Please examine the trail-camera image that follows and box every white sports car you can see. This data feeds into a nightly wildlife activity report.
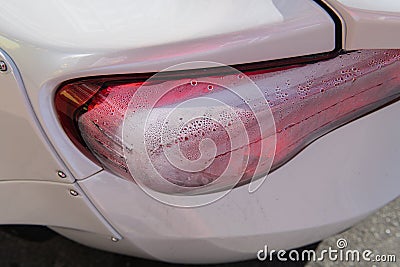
[0,0,399,264]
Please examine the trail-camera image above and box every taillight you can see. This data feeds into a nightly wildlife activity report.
[55,50,400,195]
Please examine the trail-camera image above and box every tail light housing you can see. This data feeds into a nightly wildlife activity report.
[55,50,400,195]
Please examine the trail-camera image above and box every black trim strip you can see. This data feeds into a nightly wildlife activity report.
[313,0,343,52]
[59,50,342,88]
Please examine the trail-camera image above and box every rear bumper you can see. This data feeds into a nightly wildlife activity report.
[74,100,400,263]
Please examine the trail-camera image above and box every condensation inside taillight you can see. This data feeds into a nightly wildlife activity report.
[55,50,400,192]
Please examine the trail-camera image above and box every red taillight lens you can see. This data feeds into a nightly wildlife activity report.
[55,50,400,193]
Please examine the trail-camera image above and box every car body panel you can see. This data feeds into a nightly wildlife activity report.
[79,100,400,263]
[0,49,74,183]
[0,0,335,55]
[0,180,121,239]
[0,49,121,245]
[335,0,400,13]
[323,0,400,49]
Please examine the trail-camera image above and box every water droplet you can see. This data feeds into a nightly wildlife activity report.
[190,80,197,86]
[207,85,213,91]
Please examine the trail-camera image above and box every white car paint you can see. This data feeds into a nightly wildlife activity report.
[323,0,400,49]
[0,180,120,240]
[0,0,284,50]
[0,49,74,183]
[336,0,400,13]
[0,0,399,264]
[76,100,400,263]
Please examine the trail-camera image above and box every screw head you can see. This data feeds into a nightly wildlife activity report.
[111,237,119,242]
[57,170,67,178]
[69,189,79,196]
[0,61,7,72]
